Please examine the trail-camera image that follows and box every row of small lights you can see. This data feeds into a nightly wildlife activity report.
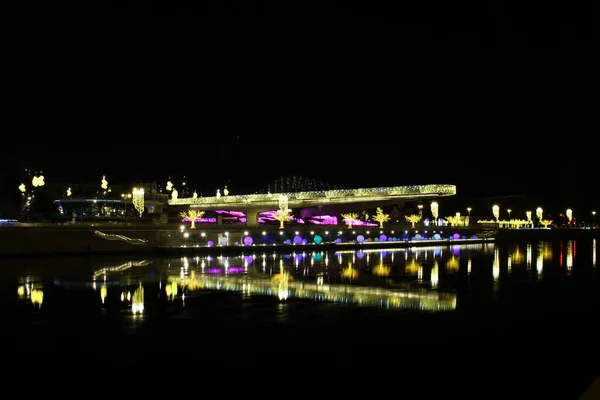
[178,225,445,238]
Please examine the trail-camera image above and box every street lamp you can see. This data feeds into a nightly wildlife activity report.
[507,209,512,219]
[593,211,596,228]
[466,207,471,226]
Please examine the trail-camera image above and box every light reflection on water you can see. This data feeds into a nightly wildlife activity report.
[9,240,599,317]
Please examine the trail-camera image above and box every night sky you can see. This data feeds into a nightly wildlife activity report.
[3,2,597,211]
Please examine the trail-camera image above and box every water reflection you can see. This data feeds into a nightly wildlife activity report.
[17,280,43,308]
[9,241,598,317]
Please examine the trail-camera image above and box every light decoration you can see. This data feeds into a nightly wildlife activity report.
[274,195,292,229]
[566,209,572,223]
[132,188,145,217]
[100,175,108,190]
[492,205,499,221]
[405,214,422,228]
[166,181,173,191]
[536,207,543,221]
[445,214,466,226]
[430,202,439,223]
[341,213,359,228]
[526,211,532,222]
[165,281,178,299]
[192,191,198,199]
[32,175,45,187]
[540,219,553,228]
[171,188,178,200]
[169,184,457,206]
[19,183,26,193]
[372,207,390,228]
[372,260,391,276]
[179,209,205,229]
[66,187,72,197]
[273,209,291,229]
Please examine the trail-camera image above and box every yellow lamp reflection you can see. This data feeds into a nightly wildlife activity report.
[100,285,107,304]
[493,249,500,280]
[511,246,524,265]
[165,281,178,299]
[431,262,439,288]
[536,249,543,275]
[342,261,358,280]
[272,266,292,300]
[404,259,419,275]
[31,289,43,307]
[445,256,459,272]
[542,243,552,261]
[17,285,25,297]
[566,241,574,270]
[131,283,144,314]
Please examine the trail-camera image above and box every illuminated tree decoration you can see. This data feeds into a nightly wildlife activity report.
[372,207,390,228]
[166,181,173,191]
[526,211,532,222]
[223,186,229,196]
[492,205,500,221]
[132,188,145,217]
[192,191,198,199]
[101,175,108,190]
[273,209,291,229]
[171,188,178,200]
[566,209,573,223]
[19,183,26,193]
[32,175,45,187]
[540,219,553,228]
[341,212,359,228]
[179,209,205,229]
[536,207,543,221]
[405,214,422,228]
[430,201,439,222]
[66,187,72,197]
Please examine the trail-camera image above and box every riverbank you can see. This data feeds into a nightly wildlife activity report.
[0,223,493,257]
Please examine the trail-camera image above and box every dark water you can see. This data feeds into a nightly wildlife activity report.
[2,240,599,398]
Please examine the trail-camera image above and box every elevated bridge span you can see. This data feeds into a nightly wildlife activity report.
[168,184,456,226]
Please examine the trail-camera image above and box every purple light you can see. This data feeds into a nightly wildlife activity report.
[308,215,338,225]
[453,233,460,239]
[215,210,246,217]
[345,219,378,227]
[207,268,221,274]
[207,240,214,247]
[356,235,365,243]
[181,217,217,223]
[293,235,303,244]
[356,250,365,259]
[227,267,245,274]
[243,236,253,246]
[453,246,460,255]
[379,234,387,242]
[244,255,253,264]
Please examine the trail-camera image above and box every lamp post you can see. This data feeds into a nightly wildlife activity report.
[593,211,596,229]
[466,207,471,226]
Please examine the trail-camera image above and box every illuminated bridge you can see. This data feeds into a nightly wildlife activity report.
[169,184,456,226]
[168,273,456,311]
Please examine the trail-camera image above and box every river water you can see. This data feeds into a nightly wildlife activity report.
[2,239,598,398]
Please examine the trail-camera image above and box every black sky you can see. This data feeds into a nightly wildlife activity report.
[3,2,598,203]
